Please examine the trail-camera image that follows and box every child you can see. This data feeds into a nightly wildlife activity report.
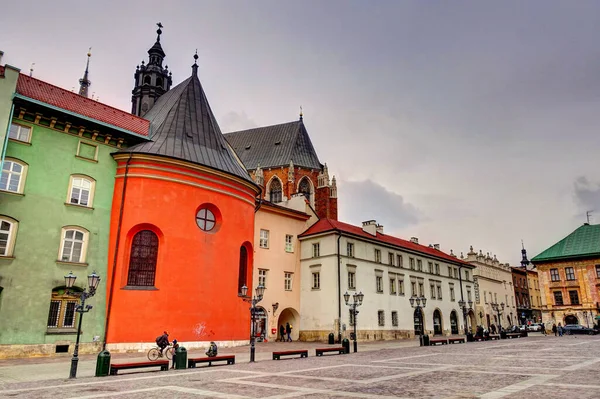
[171,339,179,369]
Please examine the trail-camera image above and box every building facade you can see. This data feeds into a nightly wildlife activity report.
[298,219,475,342]
[527,269,543,323]
[511,266,530,326]
[0,59,149,358]
[532,223,600,328]
[463,248,517,329]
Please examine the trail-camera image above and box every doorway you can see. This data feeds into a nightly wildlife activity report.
[450,311,458,334]
[414,308,424,335]
[564,314,579,325]
[433,309,443,335]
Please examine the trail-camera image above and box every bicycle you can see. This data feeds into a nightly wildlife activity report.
[147,344,174,361]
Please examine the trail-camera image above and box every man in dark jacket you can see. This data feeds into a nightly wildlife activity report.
[156,331,170,356]
[279,325,285,342]
[286,322,292,342]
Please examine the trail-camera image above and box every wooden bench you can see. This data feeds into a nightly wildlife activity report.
[448,337,465,344]
[109,360,169,375]
[487,335,500,340]
[429,338,448,346]
[273,350,308,360]
[315,347,346,356]
[187,355,235,368]
[506,333,521,339]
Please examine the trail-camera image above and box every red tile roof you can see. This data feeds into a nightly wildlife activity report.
[300,218,470,265]
[16,74,149,137]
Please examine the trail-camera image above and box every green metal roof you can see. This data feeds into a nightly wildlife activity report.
[532,223,600,262]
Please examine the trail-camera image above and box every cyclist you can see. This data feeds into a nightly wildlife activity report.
[156,330,170,357]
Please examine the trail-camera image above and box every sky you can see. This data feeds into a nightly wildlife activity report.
[2,0,600,265]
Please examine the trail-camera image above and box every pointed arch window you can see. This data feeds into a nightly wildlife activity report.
[298,178,311,202]
[269,178,282,203]
[127,230,159,286]
[239,245,248,293]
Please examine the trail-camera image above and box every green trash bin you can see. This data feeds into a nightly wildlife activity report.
[342,338,350,354]
[95,350,111,377]
[328,333,334,344]
[175,346,188,369]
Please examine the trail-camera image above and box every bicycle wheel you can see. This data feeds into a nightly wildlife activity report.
[165,347,173,360]
[148,347,160,361]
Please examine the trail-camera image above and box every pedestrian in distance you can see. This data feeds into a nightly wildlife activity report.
[279,325,285,342]
[552,323,557,336]
[286,322,292,342]
[540,322,546,336]
[171,339,179,369]
[206,341,218,357]
[558,323,563,337]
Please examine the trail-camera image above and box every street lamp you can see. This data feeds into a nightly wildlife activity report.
[65,271,101,379]
[458,299,474,334]
[344,291,364,353]
[491,302,505,332]
[409,295,427,346]
[240,284,265,362]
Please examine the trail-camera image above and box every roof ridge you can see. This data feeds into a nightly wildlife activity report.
[224,119,300,135]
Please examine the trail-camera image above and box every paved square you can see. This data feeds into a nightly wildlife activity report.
[1,335,599,398]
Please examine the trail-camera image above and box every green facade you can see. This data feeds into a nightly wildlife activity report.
[0,96,144,356]
[0,65,19,167]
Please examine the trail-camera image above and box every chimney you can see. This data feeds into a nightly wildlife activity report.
[410,237,419,244]
[433,244,440,250]
[376,224,383,234]
[362,220,377,236]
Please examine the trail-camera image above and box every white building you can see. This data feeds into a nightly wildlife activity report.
[298,219,476,341]
[462,247,517,329]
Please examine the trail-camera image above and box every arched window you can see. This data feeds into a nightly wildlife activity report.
[450,311,458,334]
[156,77,163,88]
[59,227,89,263]
[1,158,28,194]
[239,245,248,293]
[47,287,80,330]
[67,175,95,207]
[0,216,19,257]
[127,230,159,286]
[143,75,151,85]
[433,309,443,335]
[269,178,282,203]
[298,178,311,202]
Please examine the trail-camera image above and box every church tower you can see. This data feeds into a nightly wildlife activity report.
[131,23,172,116]
[78,48,92,98]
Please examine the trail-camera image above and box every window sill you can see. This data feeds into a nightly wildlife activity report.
[122,286,158,291]
[376,291,383,294]
[75,155,98,163]
[0,256,16,260]
[311,288,321,291]
[8,138,32,146]
[0,190,24,196]
[56,260,88,267]
[64,202,94,210]
[46,329,78,335]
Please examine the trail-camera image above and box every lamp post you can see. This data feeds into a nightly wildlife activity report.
[240,284,265,363]
[344,291,364,353]
[458,299,474,334]
[409,295,427,346]
[65,271,101,379]
[491,302,505,332]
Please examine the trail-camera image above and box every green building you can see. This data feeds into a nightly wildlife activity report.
[0,58,149,358]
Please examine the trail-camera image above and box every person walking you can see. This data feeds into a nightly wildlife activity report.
[540,322,547,336]
[279,325,285,342]
[558,323,563,337]
[286,322,292,342]
[552,323,557,336]
[171,339,179,369]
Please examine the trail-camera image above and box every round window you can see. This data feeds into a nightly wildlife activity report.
[196,208,216,231]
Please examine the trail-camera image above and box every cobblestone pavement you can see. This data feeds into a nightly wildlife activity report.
[1,334,599,398]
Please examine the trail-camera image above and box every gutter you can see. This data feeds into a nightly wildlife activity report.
[0,101,15,171]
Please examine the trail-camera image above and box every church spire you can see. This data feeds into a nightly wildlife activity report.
[520,240,530,269]
[78,48,92,98]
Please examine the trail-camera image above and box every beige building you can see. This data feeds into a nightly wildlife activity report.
[463,247,517,329]
[527,269,543,322]
[252,195,317,342]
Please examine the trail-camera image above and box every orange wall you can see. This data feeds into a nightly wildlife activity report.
[106,156,258,344]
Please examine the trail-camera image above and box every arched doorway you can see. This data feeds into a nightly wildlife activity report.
[468,310,476,333]
[433,309,443,335]
[253,306,267,342]
[564,314,579,325]
[277,307,300,341]
[414,308,424,336]
[450,311,458,334]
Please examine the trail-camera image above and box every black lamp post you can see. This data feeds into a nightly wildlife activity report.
[409,295,427,346]
[343,291,364,353]
[491,302,505,331]
[240,284,265,362]
[65,271,101,379]
[458,299,473,334]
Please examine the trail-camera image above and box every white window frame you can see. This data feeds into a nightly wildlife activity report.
[389,278,397,295]
[450,284,455,301]
[258,269,267,288]
[58,226,89,263]
[376,275,383,293]
[284,272,293,291]
[312,243,320,258]
[392,311,398,326]
[348,271,356,290]
[409,257,415,270]
[8,122,32,143]
[66,175,96,207]
[0,216,19,257]
[259,229,269,249]
[374,249,381,263]
[1,158,28,194]
[347,242,354,257]
[389,252,395,266]
[430,283,436,299]
[312,271,320,289]
[285,234,294,253]
[378,310,385,326]
[397,254,403,268]
[398,278,405,295]
[437,284,442,300]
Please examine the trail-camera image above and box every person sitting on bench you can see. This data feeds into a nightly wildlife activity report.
[206,341,218,357]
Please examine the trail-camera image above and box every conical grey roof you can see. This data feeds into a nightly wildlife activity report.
[122,66,253,184]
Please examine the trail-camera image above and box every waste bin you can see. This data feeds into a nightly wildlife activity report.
[95,350,111,377]
[328,332,334,344]
[175,346,188,370]
[466,332,474,342]
[342,338,350,354]
[422,334,430,346]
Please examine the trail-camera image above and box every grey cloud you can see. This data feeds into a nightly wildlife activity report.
[338,179,421,231]
[220,111,257,132]
[574,177,600,216]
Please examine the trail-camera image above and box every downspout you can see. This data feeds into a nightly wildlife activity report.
[103,152,133,351]
[337,231,342,343]
[458,264,466,333]
[0,102,15,170]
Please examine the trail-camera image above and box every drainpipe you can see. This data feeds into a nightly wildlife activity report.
[337,232,342,343]
[103,152,133,351]
[0,102,15,170]
[458,264,467,333]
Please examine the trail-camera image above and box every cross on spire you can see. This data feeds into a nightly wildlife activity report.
[156,22,163,41]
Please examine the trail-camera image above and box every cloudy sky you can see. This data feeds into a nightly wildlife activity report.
[3,1,600,265]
